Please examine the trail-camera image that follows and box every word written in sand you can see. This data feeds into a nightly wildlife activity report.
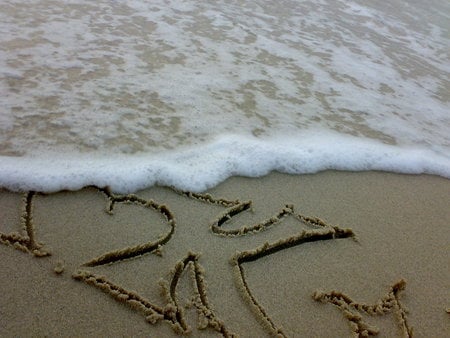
[1,187,414,337]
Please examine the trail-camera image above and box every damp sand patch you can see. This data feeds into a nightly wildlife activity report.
[0,171,449,337]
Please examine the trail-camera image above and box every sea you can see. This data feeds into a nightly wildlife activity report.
[0,0,449,193]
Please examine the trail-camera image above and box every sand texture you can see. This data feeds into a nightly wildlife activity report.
[1,171,449,337]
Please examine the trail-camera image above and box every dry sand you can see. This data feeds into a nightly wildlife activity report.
[1,171,449,337]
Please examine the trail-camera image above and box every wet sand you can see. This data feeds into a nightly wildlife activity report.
[1,171,449,337]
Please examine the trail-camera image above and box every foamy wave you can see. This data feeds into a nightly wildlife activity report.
[1,134,449,193]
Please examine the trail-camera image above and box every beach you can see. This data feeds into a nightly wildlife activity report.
[1,1,449,336]
[1,171,449,337]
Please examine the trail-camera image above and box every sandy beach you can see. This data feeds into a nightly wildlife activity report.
[1,171,449,337]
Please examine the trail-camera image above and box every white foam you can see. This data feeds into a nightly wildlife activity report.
[1,133,449,193]
[1,0,449,192]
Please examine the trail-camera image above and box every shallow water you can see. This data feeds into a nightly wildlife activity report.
[0,0,449,192]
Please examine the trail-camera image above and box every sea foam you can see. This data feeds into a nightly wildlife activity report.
[1,133,449,193]
[1,0,449,192]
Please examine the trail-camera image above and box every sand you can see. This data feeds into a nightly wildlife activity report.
[1,171,449,337]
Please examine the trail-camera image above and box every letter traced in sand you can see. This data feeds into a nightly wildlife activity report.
[173,188,297,236]
[313,280,413,337]
[81,187,176,267]
[0,191,50,257]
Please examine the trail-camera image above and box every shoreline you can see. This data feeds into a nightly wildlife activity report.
[1,171,449,336]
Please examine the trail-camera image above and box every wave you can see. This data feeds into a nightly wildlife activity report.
[1,133,449,193]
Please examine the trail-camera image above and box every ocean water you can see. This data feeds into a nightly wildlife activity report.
[0,0,449,192]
